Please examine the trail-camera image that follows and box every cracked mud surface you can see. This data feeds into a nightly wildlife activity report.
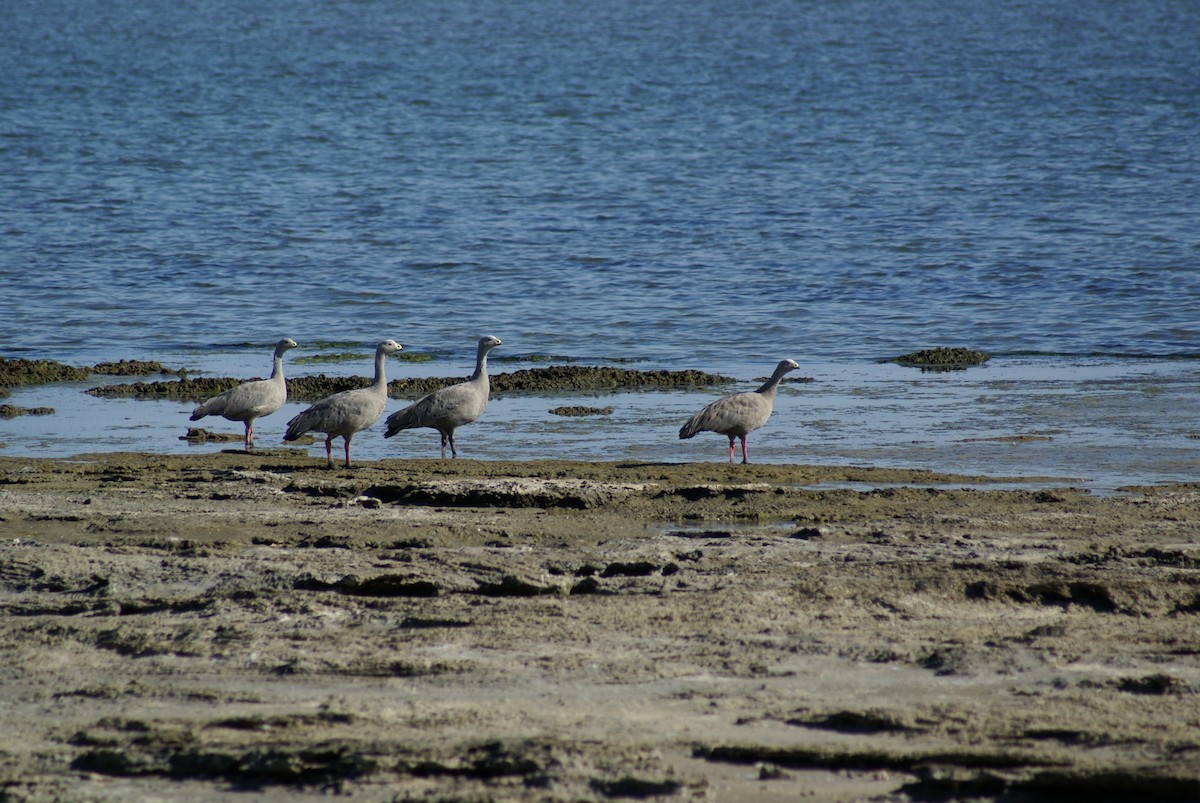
[1,453,1198,801]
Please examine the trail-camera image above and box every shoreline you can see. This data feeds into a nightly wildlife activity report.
[2,453,1199,799]
[3,354,1198,498]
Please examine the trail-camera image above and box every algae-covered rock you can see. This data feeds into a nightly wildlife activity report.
[179,427,243,443]
[88,376,250,402]
[0,404,55,419]
[0,356,183,393]
[549,406,615,417]
[296,351,434,365]
[490,366,731,394]
[389,366,731,398]
[92,360,181,376]
[888,348,990,370]
[0,357,90,389]
[89,366,734,402]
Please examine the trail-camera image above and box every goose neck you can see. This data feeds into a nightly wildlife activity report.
[755,370,788,396]
[471,348,490,381]
[372,349,389,388]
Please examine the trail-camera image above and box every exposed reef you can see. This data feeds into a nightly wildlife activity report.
[0,404,55,419]
[178,427,243,443]
[549,406,615,416]
[91,359,182,376]
[0,357,90,392]
[887,347,991,370]
[0,357,182,398]
[87,366,735,403]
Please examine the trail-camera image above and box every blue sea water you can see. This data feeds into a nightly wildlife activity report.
[2,0,1198,486]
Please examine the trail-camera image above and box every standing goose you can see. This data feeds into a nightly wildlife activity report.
[189,338,298,450]
[284,340,402,468]
[679,358,800,464]
[384,335,502,458]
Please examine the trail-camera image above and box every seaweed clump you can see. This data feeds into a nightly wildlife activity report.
[888,348,990,370]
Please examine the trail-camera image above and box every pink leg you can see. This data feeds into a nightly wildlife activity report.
[324,436,334,467]
[245,423,254,450]
[727,436,736,462]
[740,436,749,464]
[344,436,352,468]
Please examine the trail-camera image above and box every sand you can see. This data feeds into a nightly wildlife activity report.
[1,452,1198,801]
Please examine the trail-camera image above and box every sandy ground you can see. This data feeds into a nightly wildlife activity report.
[1,452,1199,801]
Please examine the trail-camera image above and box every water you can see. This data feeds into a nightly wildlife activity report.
[2,0,1198,489]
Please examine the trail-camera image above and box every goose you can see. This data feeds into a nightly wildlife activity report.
[189,338,298,449]
[383,335,502,458]
[679,359,800,463]
[283,340,402,467]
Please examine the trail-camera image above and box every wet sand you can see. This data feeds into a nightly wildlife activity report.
[1,452,1199,801]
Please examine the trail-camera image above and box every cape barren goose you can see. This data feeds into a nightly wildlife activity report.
[384,335,502,458]
[189,338,298,449]
[284,340,402,468]
[679,358,800,463]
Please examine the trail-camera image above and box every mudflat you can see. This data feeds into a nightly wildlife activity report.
[1,452,1198,801]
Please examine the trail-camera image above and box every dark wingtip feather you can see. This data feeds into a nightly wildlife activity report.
[282,413,307,442]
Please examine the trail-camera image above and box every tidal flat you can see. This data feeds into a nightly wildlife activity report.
[1,452,1198,800]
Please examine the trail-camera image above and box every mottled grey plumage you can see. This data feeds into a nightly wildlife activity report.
[383,335,502,458]
[189,338,298,449]
[284,340,402,467]
[679,358,800,463]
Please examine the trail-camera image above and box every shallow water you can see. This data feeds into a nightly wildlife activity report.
[4,0,1200,364]
[3,354,1195,494]
[3,0,1199,488]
